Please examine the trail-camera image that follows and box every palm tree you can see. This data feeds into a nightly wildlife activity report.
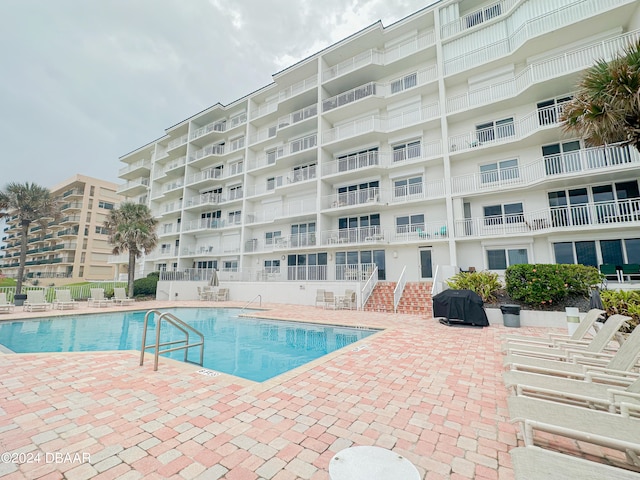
[104,202,158,298]
[561,39,640,151]
[0,182,61,296]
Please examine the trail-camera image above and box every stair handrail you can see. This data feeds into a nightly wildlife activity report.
[393,266,407,313]
[240,294,262,313]
[140,309,205,371]
[431,265,441,295]
[361,265,379,309]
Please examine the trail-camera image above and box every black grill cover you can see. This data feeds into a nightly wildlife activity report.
[433,289,489,327]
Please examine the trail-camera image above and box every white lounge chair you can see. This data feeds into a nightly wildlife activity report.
[323,291,336,309]
[214,288,229,301]
[508,396,640,467]
[502,308,604,351]
[88,288,112,307]
[23,290,52,312]
[337,290,357,310]
[113,288,135,306]
[503,313,626,361]
[53,289,78,310]
[315,289,325,308]
[510,446,640,480]
[0,292,14,313]
[504,315,640,379]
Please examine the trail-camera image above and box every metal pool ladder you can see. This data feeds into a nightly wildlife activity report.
[140,310,204,371]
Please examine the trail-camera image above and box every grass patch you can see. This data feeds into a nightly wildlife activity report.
[0,277,16,287]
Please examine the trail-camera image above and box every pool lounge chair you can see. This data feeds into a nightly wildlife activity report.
[214,288,229,301]
[113,288,135,306]
[0,293,14,313]
[503,312,625,360]
[53,289,78,310]
[88,288,112,307]
[503,370,640,413]
[337,290,357,310]
[504,316,640,379]
[510,446,640,480]
[508,396,640,467]
[24,290,52,312]
[323,291,336,309]
[502,308,604,351]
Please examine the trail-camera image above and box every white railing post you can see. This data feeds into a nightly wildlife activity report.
[393,266,407,313]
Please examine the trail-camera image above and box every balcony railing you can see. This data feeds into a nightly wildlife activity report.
[245,198,316,224]
[118,159,151,176]
[277,74,318,103]
[451,143,640,196]
[322,82,382,113]
[167,133,188,150]
[61,189,84,198]
[455,199,640,238]
[443,0,631,75]
[449,102,569,153]
[184,192,225,208]
[189,143,226,163]
[153,156,187,179]
[182,218,228,233]
[118,177,150,193]
[245,232,317,253]
[390,180,446,203]
[441,0,517,38]
[446,30,640,114]
[250,133,317,171]
[321,226,385,246]
[247,166,316,197]
[322,31,435,82]
[190,119,228,140]
[323,187,381,210]
[153,200,183,216]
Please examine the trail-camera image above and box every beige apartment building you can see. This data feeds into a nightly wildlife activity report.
[0,175,122,282]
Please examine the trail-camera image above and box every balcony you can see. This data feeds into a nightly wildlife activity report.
[451,143,640,196]
[245,232,317,253]
[321,226,386,246]
[60,202,83,212]
[247,166,316,197]
[153,156,186,179]
[441,0,515,39]
[167,133,188,150]
[190,119,228,140]
[322,187,381,210]
[249,133,317,171]
[446,30,640,115]
[153,200,183,216]
[250,104,318,146]
[250,75,317,121]
[448,102,569,153]
[443,0,634,76]
[61,188,84,198]
[188,143,226,164]
[389,180,446,204]
[117,177,150,195]
[245,198,317,224]
[322,82,382,113]
[454,199,640,238]
[322,31,435,82]
[184,192,226,209]
[151,180,183,199]
[182,218,229,233]
[118,159,151,177]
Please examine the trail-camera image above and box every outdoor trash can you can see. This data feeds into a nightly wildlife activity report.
[500,304,521,328]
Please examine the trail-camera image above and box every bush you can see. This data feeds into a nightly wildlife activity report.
[601,289,640,330]
[146,271,160,279]
[133,277,158,297]
[505,264,602,307]
[446,270,502,303]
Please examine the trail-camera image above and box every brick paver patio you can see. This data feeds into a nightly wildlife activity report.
[0,301,541,479]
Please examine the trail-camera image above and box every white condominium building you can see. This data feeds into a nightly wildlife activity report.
[117,0,640,296]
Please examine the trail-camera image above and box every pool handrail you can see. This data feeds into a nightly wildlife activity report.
[239,294,262,313]
[140,309,204,371]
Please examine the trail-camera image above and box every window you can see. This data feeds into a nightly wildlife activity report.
[392,140,421,162]
[537,96,572,126]
[194,260,218,269]
[476,117,514,144]
[390,72,418,94]
[228,210,242,224]
[542,141,581,175]
[395,214,424,234]
[338,215,380,242]
[290,134,317,153]
[222,261,238,271]
[265,231,281,245]
[553,239,639,266]
[480,159,518,184]
[335,249,386,280]
[291,223,316,246]
[264,260,280,274]
[291,163,316,182]
[336,181,379,206]
[287,253,327,280]
[95,226,109,235]
[97,201,114,210]
[483,203,523,225]
[486,248,528,270]
[266,177,282,191]
[229,161,243,176]
[229,185,243,200]
[90,186,95,196]
[337,147,378,171]
[394,176,423,198]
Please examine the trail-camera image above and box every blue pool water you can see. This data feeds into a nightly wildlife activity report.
[0,308,377,381]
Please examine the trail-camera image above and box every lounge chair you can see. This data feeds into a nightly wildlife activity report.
[508,396,640,467]
[503,370,640,413]
[214,288,229,301]
[113,288,135,306]
[338,290,357,310]
[323,291,336,309]
[53,289,78,310]
[510,446,640,480]
[502,308,604,351]
[0,292,14,313]
[88,288,112,307]
[23,290,52,312]
[503,312,625,360]
[504,316,640,379]
[315,289,325,308]
[197,286,213,301]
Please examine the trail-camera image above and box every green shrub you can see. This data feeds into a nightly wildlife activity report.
[446,270,502,303]
[601,289,640,330]
[146,271,160,279]
[103,287,114,299]
[133,277,158,297]
[505,264,602,307]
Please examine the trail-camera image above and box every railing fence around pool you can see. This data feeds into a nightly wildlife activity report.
[0,282,128,303]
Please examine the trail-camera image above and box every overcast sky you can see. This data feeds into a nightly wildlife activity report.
[0,0,433,190]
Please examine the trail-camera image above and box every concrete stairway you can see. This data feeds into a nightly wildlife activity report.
[363,281,433,316]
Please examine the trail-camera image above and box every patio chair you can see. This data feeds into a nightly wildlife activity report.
[503,312,625,360]
[23,290,52,312]
[507,396,640,467]
[315,289,325,308]
[87,288,112,307]
[338,290,357,310]
[53,289,78,310]
[0,292,14,313]
[503,370,640,413]
[113,287,135,306]
[504,315,640,379]
[214,288,229,301]
[324,291,336,309]
[502,308,604,351]
[510,446,640,480]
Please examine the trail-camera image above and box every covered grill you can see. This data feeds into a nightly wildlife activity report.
[433,289,489,327]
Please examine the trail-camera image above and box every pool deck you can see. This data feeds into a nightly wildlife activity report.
[0,300,615,479]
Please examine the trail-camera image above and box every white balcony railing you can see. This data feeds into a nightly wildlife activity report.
[184,192,225,208]
[446,30,640,114]
[390,180,446,203]
[190,119,228,140]
[117,177,150,193]
[154,156,186,179]
[249,133,318,171]
[245,232,318,253]
[182,218,228,233]
[449,102,569,153]
[451,143,640,196]
[321,226,386,246]
[153,200,183,216]
[443,0,632,75]
[323,187,381,210]
[118,159,151,176]
[441,0,517,39]
[245,198,317,224]
[167,134,188,150]
[189,143,226,163]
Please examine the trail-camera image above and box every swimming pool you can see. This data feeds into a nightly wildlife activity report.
[0,308,377,381]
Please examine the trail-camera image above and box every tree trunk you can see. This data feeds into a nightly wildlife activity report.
[127,250,136,298]
[15,221,30,295]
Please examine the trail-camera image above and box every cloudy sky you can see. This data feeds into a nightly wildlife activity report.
[1,0,433,189]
